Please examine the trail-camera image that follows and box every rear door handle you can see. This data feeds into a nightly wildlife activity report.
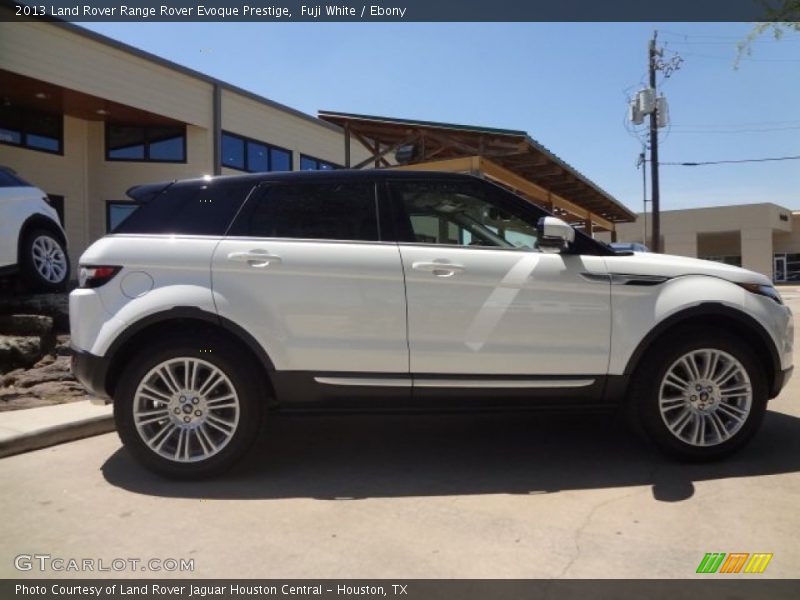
[227,250,282,268]
[412,261,466,277]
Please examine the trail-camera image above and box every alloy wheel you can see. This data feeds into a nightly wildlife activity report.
[658,348,752,447]
[31,235,67,283]
[132,358,240,462]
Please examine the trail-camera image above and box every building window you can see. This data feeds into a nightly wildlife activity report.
[300,154,341,171]
[701,255,742,267]
[106,124,186,162]
[775,253,800,282]
[48,195,65,226]
[221,131,292,172]
[106,201,139,232]
[0,106,63,154]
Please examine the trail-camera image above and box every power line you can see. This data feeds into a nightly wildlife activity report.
[672,119,800,128]
[660,155,800,166]
[659,29,800,43]
[669,124,800,134]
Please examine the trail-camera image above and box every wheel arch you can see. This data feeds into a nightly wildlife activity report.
[103,307,276,402]
[623,303,782,399]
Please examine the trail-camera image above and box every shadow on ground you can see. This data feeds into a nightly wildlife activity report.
[102,409,800,503]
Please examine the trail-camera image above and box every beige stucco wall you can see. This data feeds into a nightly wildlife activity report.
[775,214,800,255]
[696,231,741,257]
[0,21,214,127]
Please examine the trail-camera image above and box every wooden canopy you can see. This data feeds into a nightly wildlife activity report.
[318,111,635,234]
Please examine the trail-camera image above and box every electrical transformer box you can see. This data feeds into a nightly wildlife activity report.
[656,96,669,128]
[638,88,656,114]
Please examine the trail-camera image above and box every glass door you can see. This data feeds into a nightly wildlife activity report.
[774,255,787,283]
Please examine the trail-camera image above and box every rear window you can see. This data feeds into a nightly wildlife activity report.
[114,179,254,235]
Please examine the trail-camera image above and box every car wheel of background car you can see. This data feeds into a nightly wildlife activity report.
[631,328,768,461]
[114,337,264,479]
[19,228,70,292]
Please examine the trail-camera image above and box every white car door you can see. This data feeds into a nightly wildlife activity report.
[211,179,408,375]
[390,178,611,377]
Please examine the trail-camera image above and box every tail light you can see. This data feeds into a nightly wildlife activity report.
[79,266,121,289]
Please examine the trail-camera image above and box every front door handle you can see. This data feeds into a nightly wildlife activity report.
[412,261,466,277]
[227,250,282,268]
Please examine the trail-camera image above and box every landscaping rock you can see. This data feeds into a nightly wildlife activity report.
[0,292,70,332]
[0,335,42,372]
[2,355,72,388]
[0,355,87,411]
[0,314,54,336]
[54,334,71,356]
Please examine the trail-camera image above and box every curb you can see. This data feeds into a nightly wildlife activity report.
[0,414,115,459]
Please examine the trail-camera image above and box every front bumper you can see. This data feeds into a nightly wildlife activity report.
[70,345,111,404]
[771,366,794,399]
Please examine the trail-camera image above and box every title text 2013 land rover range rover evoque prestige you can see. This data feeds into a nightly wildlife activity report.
[69,171,793,478]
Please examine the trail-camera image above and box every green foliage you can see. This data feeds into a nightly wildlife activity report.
[735,1,800,68]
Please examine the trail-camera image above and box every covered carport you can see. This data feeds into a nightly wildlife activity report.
[318,111,636,239]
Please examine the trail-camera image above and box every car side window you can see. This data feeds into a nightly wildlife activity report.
[391,181,540,250]
[234,181,379,242]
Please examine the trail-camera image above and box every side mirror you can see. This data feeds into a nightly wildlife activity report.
[537,216,575,252]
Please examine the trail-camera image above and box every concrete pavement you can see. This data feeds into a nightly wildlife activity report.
[0,400,112,458]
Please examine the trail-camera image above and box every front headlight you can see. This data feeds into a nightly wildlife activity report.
[737,282,783,305]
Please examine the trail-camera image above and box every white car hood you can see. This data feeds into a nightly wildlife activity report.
[603,252,772,286]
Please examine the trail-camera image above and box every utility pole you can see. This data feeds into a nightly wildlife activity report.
[639,150,648,248]
[628,31,678,252]
[648,31,661,253]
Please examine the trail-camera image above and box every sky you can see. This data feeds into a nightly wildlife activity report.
[81,21,800,213]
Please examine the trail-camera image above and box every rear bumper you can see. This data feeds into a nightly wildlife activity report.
[771,366,793,399]
[70,345,111,404]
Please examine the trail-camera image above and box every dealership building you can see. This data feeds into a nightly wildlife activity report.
[1,16,798,283]
[596,204,800,283]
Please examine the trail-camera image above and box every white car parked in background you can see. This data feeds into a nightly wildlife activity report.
[69,171,794,478]
[0,167,70,291]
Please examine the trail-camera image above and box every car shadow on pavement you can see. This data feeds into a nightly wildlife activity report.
[101,409,800,503]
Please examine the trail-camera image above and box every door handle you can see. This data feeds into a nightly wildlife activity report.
[412,261,466,277]
[227,250,282,268]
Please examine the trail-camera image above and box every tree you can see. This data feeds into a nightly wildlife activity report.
[736,1,800,67]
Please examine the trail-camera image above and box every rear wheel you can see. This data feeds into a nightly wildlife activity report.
[631,329,768,461]
[115,338,263,478]
[19,228,70,292]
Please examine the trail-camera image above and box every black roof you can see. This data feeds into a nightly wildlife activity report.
[127,169,481,199]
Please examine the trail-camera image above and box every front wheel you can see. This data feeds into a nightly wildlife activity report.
[632,329,768,461]
[114,339,263,478]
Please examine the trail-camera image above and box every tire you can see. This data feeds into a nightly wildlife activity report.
[114,337,264,479]
[629,328,768,461]
[19,228,70,292]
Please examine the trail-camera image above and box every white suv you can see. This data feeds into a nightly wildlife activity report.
[0,167,70,291]
[69,171,794,478]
